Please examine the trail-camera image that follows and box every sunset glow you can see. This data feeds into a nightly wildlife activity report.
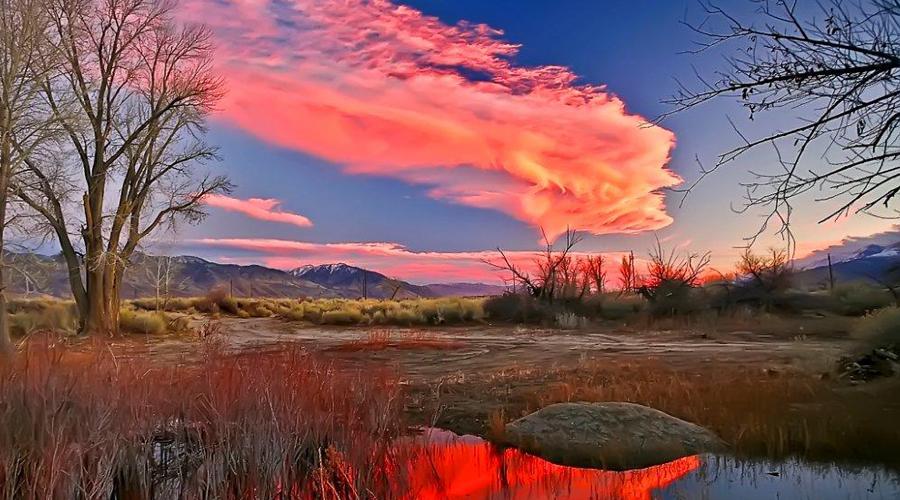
[406,431,700,500]
[181,0,679,241]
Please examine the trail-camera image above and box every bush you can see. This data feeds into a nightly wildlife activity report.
[853,307,900,349]
[832,283,894,316]
[119,309,167,335]
[7,300,78,337]
[320,309,364,325]
[483,294,556,323]
[595,294,644,320]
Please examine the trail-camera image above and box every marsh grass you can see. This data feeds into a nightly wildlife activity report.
[328,329,466,352]
[0,334,407,498]
[853,306,900,349]
[424,359,900,468]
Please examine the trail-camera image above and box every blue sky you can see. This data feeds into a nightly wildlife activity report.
[170,0,896,283]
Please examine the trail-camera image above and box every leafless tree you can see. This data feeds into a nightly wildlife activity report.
[618,253,639,293]
[736,247,793,293]
[13,0,230,335]
[0,0,57,353]
[667,0,900,249]
[641,237,711,300]
[582,254,607,294]
[488,228,583,303]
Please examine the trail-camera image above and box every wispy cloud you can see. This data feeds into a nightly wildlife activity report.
[203,194,313,228]
[182,0,679,241]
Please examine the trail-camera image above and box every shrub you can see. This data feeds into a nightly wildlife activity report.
[483,294,556,323]
[853,307,900,349]
[119,309,167,335]
[0,339,403,498]
[281,305,306,322]
[595,294,644,320]
[832,283,894,316]
[192,297,219,314]
[320,309,364,325]
[384,308,421,326]
[7,300,78,337]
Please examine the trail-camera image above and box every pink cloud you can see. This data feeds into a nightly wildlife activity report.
[180,0,680,241]
[192,237,637,285]
[203,194,313,228]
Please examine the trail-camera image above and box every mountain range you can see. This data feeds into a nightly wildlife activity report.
[795,242,900,288]
[4,254,507,300]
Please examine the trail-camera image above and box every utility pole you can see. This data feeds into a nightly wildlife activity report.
[629,251,636,293]
[827,253,835,290]
[362,270,368,300]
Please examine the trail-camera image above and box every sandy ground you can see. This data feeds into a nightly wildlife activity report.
[99,316,851,383]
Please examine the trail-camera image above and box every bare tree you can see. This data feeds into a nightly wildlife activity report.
[582,254,607,294]
[668,0,900,248]
[0,0,56,353]
[641,237,711,300]
[617,254,639,293]
[14,0,230,335]
[736,247,793,293]
[488,228,583,303]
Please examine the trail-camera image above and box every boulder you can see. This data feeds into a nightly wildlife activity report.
[502,402,725,470]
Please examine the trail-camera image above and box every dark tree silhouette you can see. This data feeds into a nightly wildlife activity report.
[668,0,900,247]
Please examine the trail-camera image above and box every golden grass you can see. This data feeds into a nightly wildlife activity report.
[0,334,406,498]
[421,358,900,467]
[327,329,466,352]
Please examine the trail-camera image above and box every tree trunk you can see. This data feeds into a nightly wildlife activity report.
[0,133,12,357]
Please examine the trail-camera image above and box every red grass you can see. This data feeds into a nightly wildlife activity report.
[0,333,407,498]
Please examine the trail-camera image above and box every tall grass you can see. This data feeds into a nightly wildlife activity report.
[0,335,406,498]
[853,306,900,349]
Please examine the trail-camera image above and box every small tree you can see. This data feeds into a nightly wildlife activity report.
[582,255,607,294]
[618,254,638,293]
[489,228,582,304]
[640,238,711,315]
[0,0,56,353]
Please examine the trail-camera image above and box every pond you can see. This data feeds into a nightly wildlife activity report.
[405,429,899,499]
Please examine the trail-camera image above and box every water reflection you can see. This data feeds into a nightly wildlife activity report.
[406,429,700,499]
[406,429,900,499]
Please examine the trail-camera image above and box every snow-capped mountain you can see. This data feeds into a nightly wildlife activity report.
[795,241,900,287]
[291,263,506,298]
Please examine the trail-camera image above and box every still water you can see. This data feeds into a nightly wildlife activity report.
[404,429,899,499]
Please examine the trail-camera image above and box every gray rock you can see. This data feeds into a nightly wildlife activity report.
[502,402,725,470]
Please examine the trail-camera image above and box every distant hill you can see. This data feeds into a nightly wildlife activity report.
[291,263,507,298]
[4,253,502,299]
[795,242,900,288]
[422,282,507,297]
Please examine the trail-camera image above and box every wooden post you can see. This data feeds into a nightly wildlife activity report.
[827,253,835,290]
[229,279,233,298]
[629,251,636,293]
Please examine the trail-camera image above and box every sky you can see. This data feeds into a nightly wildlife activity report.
[166,0,900,284]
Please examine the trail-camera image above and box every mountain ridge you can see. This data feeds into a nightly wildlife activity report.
[4,253,505,299]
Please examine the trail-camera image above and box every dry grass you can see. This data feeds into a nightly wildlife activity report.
[328,329,466,352]
[418,358,900,468]
[0,334,407,498]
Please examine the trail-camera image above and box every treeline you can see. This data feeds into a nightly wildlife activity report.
[486,231,899,324]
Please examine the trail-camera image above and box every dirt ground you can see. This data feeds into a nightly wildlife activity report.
[79,314,900,468]
[94,315,852,380]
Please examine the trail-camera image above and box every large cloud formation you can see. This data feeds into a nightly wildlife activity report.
[183,0,680,241]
